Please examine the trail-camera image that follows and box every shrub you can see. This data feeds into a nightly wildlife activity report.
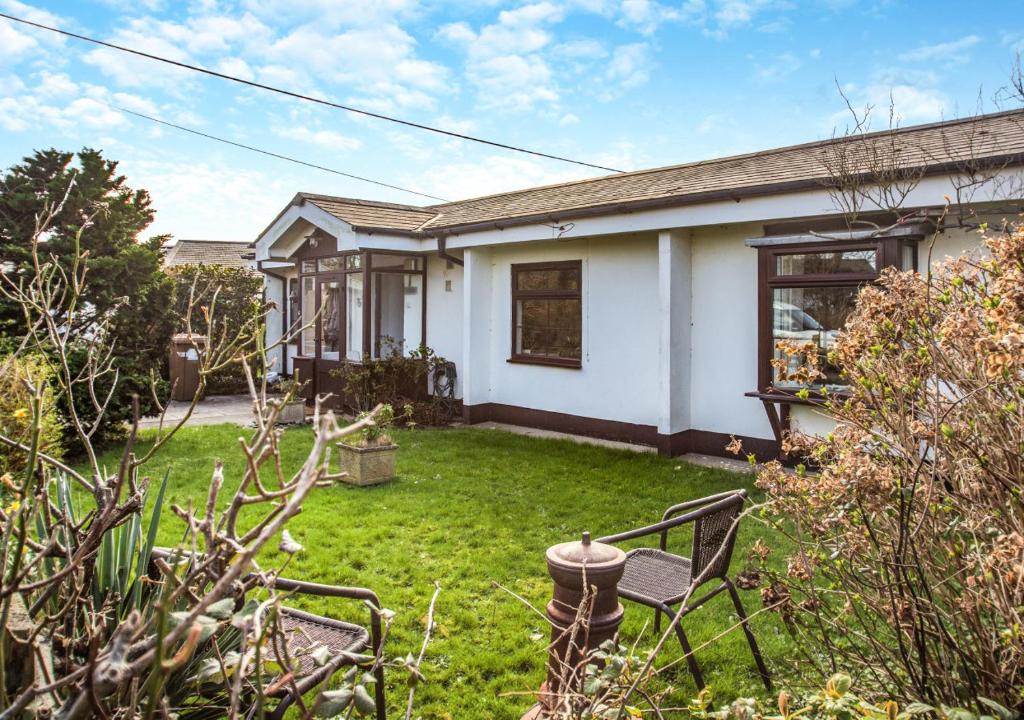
[0,353,62,477]
[0,148,176,445]
[332,344,452,425]
[747,220,1024,710]
[170,264,265,395]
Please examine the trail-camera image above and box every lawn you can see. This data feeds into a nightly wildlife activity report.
[93,424,792,719]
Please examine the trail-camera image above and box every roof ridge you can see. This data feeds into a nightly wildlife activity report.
[300,192,434,214]
[423,108,1024,212]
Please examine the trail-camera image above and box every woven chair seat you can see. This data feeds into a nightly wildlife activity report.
[280,607,370,678]
[618,548,693,605]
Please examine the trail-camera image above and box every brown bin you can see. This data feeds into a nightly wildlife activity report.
[169,333,206,402]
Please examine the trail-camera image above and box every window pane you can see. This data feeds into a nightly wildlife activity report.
[515,298,581,359]
[346,274,363,361]
[371,254,421,271]
[776,250,877,276]
[371,272,423,358]
[301,277,315,356]
[515,267,580,291]
[319,280,341,360]
[772,286,858,388]
[346,254,362,271]
[301,260,316,274]
[317,256,346,273]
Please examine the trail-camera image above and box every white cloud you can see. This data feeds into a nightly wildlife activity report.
[898,35,980,65]
[265,23,451,109]
[126,158,296,239]
[829,79,950,130]
[413,155,593,203]
[618,0,680,35]
[553,39,607,60]
[239,0,417,29]
[754,51,800,82]
[273,125,362,153]
[36,71,78,98]
[214,57,256,81]
[0,93,127,133]
[559,113,580,126]
[83,25,196,91]
[604,43,652,93]
[437,2,568,110]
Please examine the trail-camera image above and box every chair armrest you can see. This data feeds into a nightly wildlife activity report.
[268,577,381,608]
[661,489,747,523]
[268,577,385,657]
[596,512,695,545]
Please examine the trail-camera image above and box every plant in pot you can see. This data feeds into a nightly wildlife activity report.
[336,403,399,486]
[271,375,308,425]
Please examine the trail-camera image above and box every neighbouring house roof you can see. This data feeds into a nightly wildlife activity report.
[272,109,1024,239]
[163,239,253,269]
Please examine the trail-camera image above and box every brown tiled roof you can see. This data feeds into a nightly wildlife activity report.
[291,109,1024,236]
[302,194,437,231]
[163,239,252,269]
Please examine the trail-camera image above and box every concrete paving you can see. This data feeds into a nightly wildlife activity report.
[138,394,256,429]
[471,421,754,473]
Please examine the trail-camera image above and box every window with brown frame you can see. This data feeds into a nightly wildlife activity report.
[510,260,582,368]
[757,237,918,395]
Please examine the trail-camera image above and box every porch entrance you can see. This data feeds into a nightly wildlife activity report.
[288,243,426,407]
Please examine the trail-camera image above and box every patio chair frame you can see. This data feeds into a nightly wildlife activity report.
[598,489,771,692]
[150,550,386,720]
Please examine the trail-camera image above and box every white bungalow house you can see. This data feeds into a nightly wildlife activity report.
[252,109,1024,460]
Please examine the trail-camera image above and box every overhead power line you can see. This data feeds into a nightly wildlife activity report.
[0,11,625,174]
[101,101,451,203]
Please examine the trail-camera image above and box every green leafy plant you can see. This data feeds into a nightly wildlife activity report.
[331,343,451,426]
[0,353,62,478]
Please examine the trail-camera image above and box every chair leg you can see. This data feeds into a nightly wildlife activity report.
[374,663,386,720]
[659,604,704,691]
[725,579,772,691]
[653,608,661,634]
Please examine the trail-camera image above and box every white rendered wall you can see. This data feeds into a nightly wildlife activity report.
[466,234,661,426]
[425,256,464,396]
[689,223,772,440]
[658,230,692,435]
[462,247,493,407]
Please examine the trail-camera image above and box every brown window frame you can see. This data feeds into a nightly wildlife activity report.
[509,259,583,369]
[756,236,918,397]
[295,245,427,363]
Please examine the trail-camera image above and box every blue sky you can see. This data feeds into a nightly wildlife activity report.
[1,0,1021,240]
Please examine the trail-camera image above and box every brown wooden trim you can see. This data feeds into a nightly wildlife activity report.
[510,259,583,366]
[361,252,371,360]
[756,235,910,393]
[506,356,582,369]
[421,255,428,349]
[464,402,657,446]
[462,402,781,461]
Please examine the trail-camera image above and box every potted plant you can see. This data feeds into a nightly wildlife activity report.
[271,376,308,425]
[336,404,398,486]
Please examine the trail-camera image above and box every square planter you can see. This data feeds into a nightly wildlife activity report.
[276,399,307,425]
[337,442,398,486]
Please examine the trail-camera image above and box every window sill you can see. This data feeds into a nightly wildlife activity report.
[745,389,850,406]
[507,356,582,369]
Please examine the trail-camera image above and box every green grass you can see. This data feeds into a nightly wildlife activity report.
[92,425,791,719]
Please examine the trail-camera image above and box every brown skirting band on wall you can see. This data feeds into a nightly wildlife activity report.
[463,402,780,462]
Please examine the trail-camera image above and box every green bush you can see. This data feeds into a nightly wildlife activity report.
[0,353,62,477]
[331,344,451,425]
[170,264,264,395]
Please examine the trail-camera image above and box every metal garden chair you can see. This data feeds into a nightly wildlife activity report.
[150,550,386,720]
[597,489,772,692]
